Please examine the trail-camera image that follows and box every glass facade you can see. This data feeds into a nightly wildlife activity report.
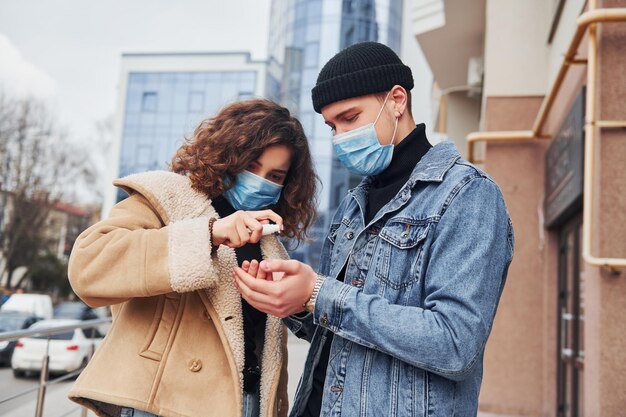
[268,0,403,268]
[117,70,257,202]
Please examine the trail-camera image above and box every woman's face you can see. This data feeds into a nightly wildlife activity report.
[247,144,292,185]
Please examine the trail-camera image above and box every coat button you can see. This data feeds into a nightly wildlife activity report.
[320,313,329,327]
[345,231,354,240]
[188,359,202,372]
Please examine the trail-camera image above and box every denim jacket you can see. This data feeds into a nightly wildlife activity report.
[284,141,514,417]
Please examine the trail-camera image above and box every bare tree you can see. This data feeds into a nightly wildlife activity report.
[0,93,96,289]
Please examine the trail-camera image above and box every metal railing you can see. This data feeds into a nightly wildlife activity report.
[0,318,112,417]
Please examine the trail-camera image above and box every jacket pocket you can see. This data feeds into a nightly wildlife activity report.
[374,219,430,290]
[140,292,181,361]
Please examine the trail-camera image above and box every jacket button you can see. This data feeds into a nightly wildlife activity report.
[345,231,354,240]
[320,313,329,327]
[188,359,202,372]
[204,310,212,321]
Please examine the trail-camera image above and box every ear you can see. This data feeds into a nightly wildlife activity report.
[389,85,408,118]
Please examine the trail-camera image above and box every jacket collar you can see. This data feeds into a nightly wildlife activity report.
[405,140,461,185]
[348,141,461,226]
[351,140,460,195]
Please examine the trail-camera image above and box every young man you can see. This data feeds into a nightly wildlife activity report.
[234,42,514,417]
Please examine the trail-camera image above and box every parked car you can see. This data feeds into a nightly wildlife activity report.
[92,306,112,335]
[11,319,103,377]
[0,293,53,320]
[53,301,98,321]
[0,311,42,366]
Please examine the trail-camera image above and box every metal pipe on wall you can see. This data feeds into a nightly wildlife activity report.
[466,7,626,271]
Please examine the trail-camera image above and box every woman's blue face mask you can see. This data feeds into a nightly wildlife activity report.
[331,91,399,176]
[223,170,284,211]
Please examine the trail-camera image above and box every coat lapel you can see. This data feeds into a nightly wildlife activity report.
[258,236,290,414]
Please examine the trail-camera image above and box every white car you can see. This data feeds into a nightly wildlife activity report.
[11,319,103,377]
[1,293,53,319]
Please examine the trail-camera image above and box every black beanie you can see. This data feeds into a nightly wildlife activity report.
[311,41,414,113]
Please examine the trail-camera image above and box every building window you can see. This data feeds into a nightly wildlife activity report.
[142,92,158,112]
[188,91,205,112]
[137,146,152,166]
[304,42,319,68]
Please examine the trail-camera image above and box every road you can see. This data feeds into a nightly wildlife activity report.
[0,367,91,417]
[0,333,309,417]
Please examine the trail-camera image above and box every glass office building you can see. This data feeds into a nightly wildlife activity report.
[105,52,267,213]
[267,0,403,267]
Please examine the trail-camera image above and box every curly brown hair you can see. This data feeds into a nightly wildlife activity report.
[171,99,318,241]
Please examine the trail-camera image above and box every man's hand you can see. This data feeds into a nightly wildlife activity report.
[233,259,316,318]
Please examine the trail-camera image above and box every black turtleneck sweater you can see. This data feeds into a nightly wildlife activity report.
[212,196,266,393]
[300,124,431,417]
[365,123,432,224]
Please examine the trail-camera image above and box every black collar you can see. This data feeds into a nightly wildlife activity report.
[372,123,431,187]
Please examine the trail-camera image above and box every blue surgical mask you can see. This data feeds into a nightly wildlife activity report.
[332,91,399,176]
[223,170,283,211]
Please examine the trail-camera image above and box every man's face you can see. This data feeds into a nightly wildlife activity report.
[321,94,396,145]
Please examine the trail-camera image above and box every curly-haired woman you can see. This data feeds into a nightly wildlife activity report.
[67,99,318,417]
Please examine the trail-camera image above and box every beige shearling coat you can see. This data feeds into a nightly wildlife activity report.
[67,171,290,417]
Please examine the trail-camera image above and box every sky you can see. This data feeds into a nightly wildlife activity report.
[0,0,434,206]
[0,0,272,141]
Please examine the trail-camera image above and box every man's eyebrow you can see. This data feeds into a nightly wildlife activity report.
[325,107,359,125]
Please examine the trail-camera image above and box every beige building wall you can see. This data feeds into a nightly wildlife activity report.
[479,97,556,416]
[547,0,587,85]
[479,1,626,416]
[583,1,626,414]
[445,93,481,159]
[483,0,551,98]
[411,0,626,413]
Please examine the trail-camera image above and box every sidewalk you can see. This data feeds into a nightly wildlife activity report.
[2,335,507,417]
[1,382,95,417]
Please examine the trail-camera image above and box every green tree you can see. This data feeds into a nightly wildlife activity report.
[28,253,72,298]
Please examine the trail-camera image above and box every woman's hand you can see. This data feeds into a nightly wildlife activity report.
[211,210,283,249]
[234,259,316,317]
[241,259,285,281]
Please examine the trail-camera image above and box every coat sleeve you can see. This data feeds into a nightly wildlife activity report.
[68,193,220,307]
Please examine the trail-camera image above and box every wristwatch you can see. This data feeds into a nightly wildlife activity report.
[304,274,325,314]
